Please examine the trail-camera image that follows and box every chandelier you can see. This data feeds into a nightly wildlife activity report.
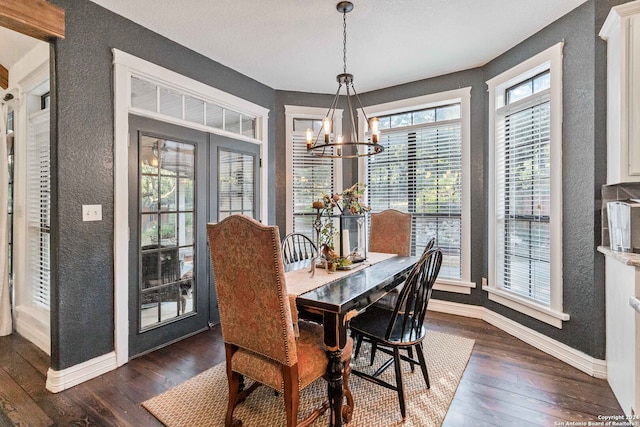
[306,1,383,158]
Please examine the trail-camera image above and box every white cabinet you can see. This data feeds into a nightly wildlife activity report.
[602,251,639,417]
[601,1,640,184]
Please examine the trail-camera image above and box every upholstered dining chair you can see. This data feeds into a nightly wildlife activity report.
[367,209,412,312]
[207,215,354,427]
[281,232,317,266]
[349,248,443,420]
[368,209,412,256]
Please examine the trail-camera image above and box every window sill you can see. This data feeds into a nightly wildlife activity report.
[434,278,476,294]
[483,286,570,328]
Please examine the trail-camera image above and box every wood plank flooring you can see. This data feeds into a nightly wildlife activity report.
[0,312,624,426]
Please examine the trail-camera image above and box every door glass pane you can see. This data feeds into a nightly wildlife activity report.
[178,177,194,210]
[218,149,255,219]
[140,135,195,330]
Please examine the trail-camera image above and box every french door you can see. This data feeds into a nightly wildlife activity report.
[128,115,259,357]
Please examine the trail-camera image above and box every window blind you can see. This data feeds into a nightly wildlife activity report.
[27,110,50,309]
[130,76,257,139]
[291,132,335,236]
[218,149,255,220]
[366,119,462,279]
[495,92,551,305]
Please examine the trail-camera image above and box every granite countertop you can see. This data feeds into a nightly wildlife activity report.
[598,246,640,267]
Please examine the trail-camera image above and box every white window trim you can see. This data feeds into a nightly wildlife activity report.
[113,49,270,366]
[10,45,51,355]
[284,105,343,235]
[486,42,569,328]
[357,87,474,294]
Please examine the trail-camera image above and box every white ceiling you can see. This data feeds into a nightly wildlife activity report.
[2,1,589,95]
[89,0,588,94]
[0,26,41,71]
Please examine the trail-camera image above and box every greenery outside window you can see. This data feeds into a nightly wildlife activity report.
[359,88,473,293]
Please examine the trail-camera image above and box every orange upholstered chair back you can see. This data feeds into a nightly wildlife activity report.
[207,215,297,366]
[369,209,412,256]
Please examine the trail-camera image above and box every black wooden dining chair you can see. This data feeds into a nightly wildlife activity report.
[281,233,317,265]
[373,237,436,310]
[353,236,437,366]
[349,248,443,420]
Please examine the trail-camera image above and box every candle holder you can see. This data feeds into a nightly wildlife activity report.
[318,211,367,259]
[338,213,367,262]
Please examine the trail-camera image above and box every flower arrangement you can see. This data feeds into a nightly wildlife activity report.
[312,182,371,215]
[311,183,370,271]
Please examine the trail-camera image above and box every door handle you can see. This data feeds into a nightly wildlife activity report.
[630,297,640,314]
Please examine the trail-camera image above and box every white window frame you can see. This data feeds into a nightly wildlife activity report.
[113,49,270,366]
[284,105,343,235]
[486,42,569,328]
[10,43,51,355]
[357,87,474,294]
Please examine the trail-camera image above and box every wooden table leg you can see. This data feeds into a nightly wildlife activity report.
[323,312,348,427]
[326,349,344,427]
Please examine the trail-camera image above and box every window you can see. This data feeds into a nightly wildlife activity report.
[27,106,50,309]
[7,111,14,284]
[285,106,343,236]
[130,76,257,139]
[360,88,473,292]
[487,42,569,328]
[8,133,13,283]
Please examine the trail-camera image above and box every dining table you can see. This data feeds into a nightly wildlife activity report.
[284,252,420,427]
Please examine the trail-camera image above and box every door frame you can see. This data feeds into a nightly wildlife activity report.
[113,50,269,366]
[128,116,211,357]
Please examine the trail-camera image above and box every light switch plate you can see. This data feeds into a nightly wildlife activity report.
[82,204,102,222]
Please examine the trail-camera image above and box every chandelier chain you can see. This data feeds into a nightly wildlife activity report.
[343,10,347,74]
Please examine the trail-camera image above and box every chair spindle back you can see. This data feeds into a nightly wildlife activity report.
[385,248,442,342]
[281,233,317,265]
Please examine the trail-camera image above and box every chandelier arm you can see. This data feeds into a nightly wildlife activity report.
[307,141,384,158]
[345,84,358,143]
[350,82,370,125]
[328,88,341,125]
[312,83,343,147]
[327,83,343,119]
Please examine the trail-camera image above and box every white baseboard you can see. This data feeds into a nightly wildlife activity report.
[42,299,607,393]
[14,305,50,355]
[46,351,118,393]
[428,299,608,379]
[428,299,484,318]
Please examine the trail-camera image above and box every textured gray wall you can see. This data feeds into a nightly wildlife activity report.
[481,0,624,359]
[47,0,626,370]
[274,0,618,359]
[49,0,276,370]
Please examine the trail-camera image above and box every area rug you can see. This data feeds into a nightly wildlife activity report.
[143,330,474,426]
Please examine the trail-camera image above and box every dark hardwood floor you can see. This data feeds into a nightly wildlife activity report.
[0,311,624,426]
